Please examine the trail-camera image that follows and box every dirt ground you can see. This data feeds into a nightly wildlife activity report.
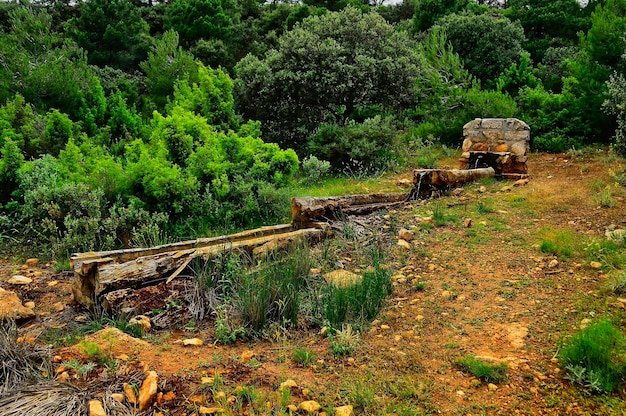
[2,150,626,415]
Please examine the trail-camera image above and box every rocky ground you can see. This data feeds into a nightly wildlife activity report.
[1,150,626,415]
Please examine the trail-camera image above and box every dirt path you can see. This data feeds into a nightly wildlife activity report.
[2,151,626,415]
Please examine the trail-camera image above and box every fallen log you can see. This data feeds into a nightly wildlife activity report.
[291,193,407,227]
[411,167,495,199]
[72,225,328,309]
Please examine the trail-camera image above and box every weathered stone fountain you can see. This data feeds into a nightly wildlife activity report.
[412,118,530,199]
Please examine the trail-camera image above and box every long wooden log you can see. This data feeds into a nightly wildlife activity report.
[291,193,407,227]
[72,226,328,309]
[411,167,495,199]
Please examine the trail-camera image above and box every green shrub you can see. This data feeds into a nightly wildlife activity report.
[560,320,626,394]
[308,116,400,175]
[300,155,331,185]
[538,229,581,259]
[603,270,626,295]
[455,355,508,383]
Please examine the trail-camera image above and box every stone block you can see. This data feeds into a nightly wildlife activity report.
[480,119,504,129]
[463,119,481,130]
[483,131,504,141]
[505,118,530,131]
[473,142,488,151]
[494,143,509,153]
[510,141,528,157]
[504,130,530,141]
[462,138,473,152]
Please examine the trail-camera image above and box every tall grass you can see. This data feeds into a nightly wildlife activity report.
[237,245,311,332]
[322,248,393,327]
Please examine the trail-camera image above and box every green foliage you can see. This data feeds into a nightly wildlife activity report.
[496,52,539,97]
[140,30,198,111]
[214,305,247,344]
[412,0,470,32]
[308,116,400,174]
[603,270,626,295]
[169,63,238,131]
[434,12,526,86]
[0,8,106,132]
[605,73,626,157]
[300,155,331,185]
[538,228,581,259]
[165,0,240,47]
[328,324,360,357]
[234,7,421,154]
[505,0,591,61]
[414,29,517,145]
[68,0,151,70]
[292,348,316,366]
[560,320,626,393]
[455,355,508,383]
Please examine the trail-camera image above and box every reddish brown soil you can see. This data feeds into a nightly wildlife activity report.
[2,151,626,415]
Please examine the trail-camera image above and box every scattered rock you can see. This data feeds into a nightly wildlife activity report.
[124,383,137,404]
[299,400,321,413]
[590,261,602,269]
[183,338,204,346]
[162,391,176,402]
[548,259,559,268]
[138,371,159,411]
[478,186,487,193]
[335,405,354,416]
[580,318,591,329]
[53,302,65,312]
[7,275,32,285]
[464,218,472,228]
[25,258,39,266]
[398,228,414,242]
[111,393,125,403]
[456,390,466,397]
[48,280,59,287]
[513,179,529,187]
[287,404,298,412]
[419,216,433,225]
[309,268,321,275]
[202,376,214,385]
[241,350,255,364]
[323,270,362,288]
[605,229,626,242]
[0,288,35,320]
[279,379,298,391]
[199,407,225,414]
[441,290,452,300]
[88,399,106,416]
[488,383,498,391]
[451,188,464,196]
[506,323,528,349]
[380,324,390,330]
[129,315,152,332]
[501,185,513,192]
[24,301,35,309]
[397,239,412,250]
[396,178,412,188]
[57,371,69,382]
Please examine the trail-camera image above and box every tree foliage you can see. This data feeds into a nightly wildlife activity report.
[234,7,421,154]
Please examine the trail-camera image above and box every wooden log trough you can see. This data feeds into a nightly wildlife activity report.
[71,224,329,309]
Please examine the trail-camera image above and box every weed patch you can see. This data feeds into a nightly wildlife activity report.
[560,320,626,394]
[455,355,508,383]
[539,228,583,259]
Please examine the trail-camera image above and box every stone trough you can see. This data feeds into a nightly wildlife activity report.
[412,118,530,199]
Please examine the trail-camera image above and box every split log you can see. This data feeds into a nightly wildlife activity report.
[291,193,407,227]
[411,167,495,199]
[72,225,328,309]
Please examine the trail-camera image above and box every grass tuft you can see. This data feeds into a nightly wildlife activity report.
[454,355,508,383]
[560,320,626,394]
